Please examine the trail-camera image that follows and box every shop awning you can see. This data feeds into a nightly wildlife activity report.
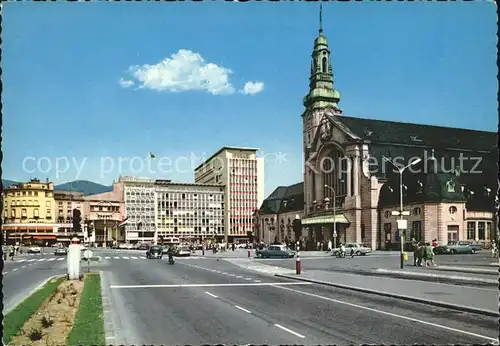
[301,214,349,225]
[33,235,57,240]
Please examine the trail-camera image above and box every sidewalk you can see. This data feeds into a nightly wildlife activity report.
[276,270,498,317]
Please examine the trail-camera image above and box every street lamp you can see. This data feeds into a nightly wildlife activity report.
[382,156,422,269]
[324,184,339,250]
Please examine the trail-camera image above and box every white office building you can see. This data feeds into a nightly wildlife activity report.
[194,147,264,242]
[154,180,224,242]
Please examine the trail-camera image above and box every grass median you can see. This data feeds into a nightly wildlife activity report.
[66,273,105,345]
[3,276,64,345]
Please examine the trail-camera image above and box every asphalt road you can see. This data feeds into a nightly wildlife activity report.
[100,253,498,345]
[2,253,68,313]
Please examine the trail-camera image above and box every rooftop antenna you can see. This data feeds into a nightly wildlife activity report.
[319,4,323,33]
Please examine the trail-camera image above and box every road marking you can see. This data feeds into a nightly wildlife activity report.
[228,274,236,276]
[16,259,26,263]
[131,256,138,259]
[13,268,18,271]
[273,285,497,342]
[47,258,56,261]
[27,259,37,262]
[221,272,228,275]
[274,324,305,338]
[57,258,64,261]
[114,256,120,259]
[105,256,111,259]
[235,276,243,278]
[244,278,252,281]
[254,280,262,283]
[205,291,218,298]
[110,282,313,289]
[122,256,129,259]
[235,305,252,314]
[37,258,46,262]
[3,272,7,274]
[141,257,147,259]
[22,265,27,268]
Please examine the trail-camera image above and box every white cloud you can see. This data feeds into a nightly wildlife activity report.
[240,81,264,95]
[123,49,235,95]
[119,78,134,88]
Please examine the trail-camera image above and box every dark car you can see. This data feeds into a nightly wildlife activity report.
[146,245,163,259]
[54,247,67,256]
[256,245,295,259]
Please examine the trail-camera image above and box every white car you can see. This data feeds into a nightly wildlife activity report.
[175,246,191,257]
[332,243,371,256]
[28,246,41,253]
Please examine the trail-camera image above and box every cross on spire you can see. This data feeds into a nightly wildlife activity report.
[319,4,323,33]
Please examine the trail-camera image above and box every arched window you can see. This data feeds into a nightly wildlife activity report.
[322,57,327,73]
[321,148,347,200]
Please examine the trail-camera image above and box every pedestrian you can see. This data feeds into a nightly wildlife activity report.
[350,246,354,258]
[412,240,419,266]
[425,242,436,267]
[491,242,497,258]
[416,242,424,266]
[327,240,332,253]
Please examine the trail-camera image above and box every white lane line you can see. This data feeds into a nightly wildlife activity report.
[221,272,228,275]
[273,285,497,342]
[114,256,120,259]
[235,276,243,279]
[105,256,111,259]
[110,282,313,289]
[228,274,236,277]
[16,259,26,263]
[235,305,252,314]
[140,257,147,259]
[3,271,8,274]
[131,256,138,259]
[254,280,262,283]
[22,265,27,268]
[27,259,37,262]
[37,258,46,262]
[122,256,130,259]
[205,291,218,298]
[13,268,18,271]
[274,324,305,338]
[57,258,64,261]
[47,258,56,261]
[244,278,252,281]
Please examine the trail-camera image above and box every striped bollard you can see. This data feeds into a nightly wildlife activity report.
[296,246,301,275]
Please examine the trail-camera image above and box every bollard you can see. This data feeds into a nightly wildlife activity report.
[248,249,251,258]
[296,250,301,275]
[202,248,205,256]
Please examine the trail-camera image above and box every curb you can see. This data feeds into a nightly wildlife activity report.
[275,274,499,318]
[100,271,116,343]
[328,268,498,287]
[419,266,498,275]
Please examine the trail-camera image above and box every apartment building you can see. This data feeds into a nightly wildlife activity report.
[1,178,57,245]
[119,176,157,243]
[54,190,84,235]
[194,147,264,242]
[154,180,225,242]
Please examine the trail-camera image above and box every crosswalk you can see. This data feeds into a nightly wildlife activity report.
[103,256,201,261]
[15,257,65,263]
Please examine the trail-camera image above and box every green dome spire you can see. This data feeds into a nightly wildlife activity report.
[303,5,342,112]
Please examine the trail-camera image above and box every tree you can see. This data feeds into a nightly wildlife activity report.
[72,209,82,233]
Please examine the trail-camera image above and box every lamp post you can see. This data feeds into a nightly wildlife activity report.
[383,156,422,269]
[324,185,337,250]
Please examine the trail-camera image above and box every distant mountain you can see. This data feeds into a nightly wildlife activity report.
[55,180,112,196]
[1,179,112,196]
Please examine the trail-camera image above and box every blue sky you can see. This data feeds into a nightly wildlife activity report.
[3,2,497,197]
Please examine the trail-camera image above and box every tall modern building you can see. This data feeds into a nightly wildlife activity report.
[154,180,224,242]
[194,147,264,242]
[118,176,157,243]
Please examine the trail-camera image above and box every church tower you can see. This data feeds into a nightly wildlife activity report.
[302,4,342,113]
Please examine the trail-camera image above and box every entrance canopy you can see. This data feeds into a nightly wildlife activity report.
[302,214,349,225]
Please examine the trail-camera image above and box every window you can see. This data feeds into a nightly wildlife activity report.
[11,209,15,218]
[413,207,421,216]
[467,222,475,240]
[384,211,391,218]
[478,222,485,240]
[487,222,493,241]
[447,225,459,244]
[411,221,422,241]
[46,201,51,207]
[33,208,39,218]
[448,206,457,214]
[21,208,27,218]
[322,57,327,72]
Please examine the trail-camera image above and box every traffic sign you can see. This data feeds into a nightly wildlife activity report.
[397,219,408,230]
[83,249,93,260]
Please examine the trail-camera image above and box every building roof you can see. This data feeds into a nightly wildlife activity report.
[194,146,260,172]
[337,115,496,151]
[260,182,304,214]
[154,180,224,189]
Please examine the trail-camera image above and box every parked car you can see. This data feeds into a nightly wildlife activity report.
[460,241,484,251]
[28,246,41,254]
[445,242,476,254]
[433,245,452,255]
[256,245,295,259]
[146,245,163,259]
[54,247,67,256]
[332,243,371,256]
[175,246,191,257]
